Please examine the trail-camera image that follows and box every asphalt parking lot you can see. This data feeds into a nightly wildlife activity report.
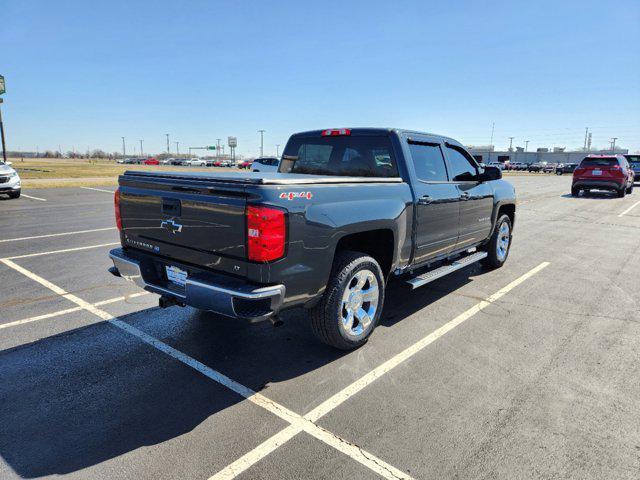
[1,176,639,480]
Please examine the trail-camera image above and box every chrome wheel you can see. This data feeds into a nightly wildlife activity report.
[496,221,510,261]
[340,269,379,339]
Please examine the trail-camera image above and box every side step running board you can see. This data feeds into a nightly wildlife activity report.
[406,251,488,289]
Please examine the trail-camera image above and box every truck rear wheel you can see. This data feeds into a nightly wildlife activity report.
[481,214,512,269]
[310,251,385,350]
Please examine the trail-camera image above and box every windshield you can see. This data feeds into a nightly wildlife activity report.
[279,135,399,177]
[580,157,618,167]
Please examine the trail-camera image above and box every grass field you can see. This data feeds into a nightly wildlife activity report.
[8,158,232,189]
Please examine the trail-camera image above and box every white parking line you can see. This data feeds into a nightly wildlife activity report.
[618,200,640,217]
[0,227,116,243]
[212,261,550,478]
[3,242,120,260]
[0,292,149,330]
[20,193,47,201]
[1,258,412,480]
[81,186,115,194]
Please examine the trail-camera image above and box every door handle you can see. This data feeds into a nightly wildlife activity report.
[418,195,432,205]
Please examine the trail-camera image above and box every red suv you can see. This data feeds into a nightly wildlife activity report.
[143,157,159,165]
[572,155,634,197]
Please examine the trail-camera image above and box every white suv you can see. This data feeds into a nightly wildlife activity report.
[0,161,21,199]
[251,157,280,172]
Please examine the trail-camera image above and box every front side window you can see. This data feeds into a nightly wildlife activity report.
[446,146,478,181]
[408,142,448,182]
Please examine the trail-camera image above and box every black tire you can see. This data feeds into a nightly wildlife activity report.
[626,183,633,194]
[617,187,626,198]
[481,214,512,269]
[571,186,580,197]
[8,190,20,199]
[309,251,385,350]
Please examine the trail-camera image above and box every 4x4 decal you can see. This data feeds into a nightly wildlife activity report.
[279,191,313,200]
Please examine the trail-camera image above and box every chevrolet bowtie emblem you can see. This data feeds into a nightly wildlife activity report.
[161,219,183,234]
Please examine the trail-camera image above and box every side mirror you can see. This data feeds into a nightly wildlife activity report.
[480,166,502,182]
[5,161,12,166]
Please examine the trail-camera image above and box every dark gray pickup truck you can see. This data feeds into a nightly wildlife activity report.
[109,128,516,349]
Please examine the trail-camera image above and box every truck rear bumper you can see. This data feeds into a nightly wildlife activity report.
[109,248,285,322]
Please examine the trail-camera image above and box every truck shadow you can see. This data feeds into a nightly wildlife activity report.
[0,266,475,477]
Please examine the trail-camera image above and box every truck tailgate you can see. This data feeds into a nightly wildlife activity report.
[118,176,247,262]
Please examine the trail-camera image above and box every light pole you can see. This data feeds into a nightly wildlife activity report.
[175,141,179,154]
[216,138,221,159]
[258,130,265,157]
[165,134,170,153]
[276,144,280,156]
[524,140,529,152]
[0,99,7,164]
[121,137,126,156]
[611,137,618,152]
[508,137,514,152]
[139,139,144,157]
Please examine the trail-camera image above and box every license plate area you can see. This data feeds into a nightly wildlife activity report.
[165,265,188,287]
[592,169,602,176]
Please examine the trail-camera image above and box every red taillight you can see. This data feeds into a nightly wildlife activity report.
[114,189,122,231]
[247,205,286,262]
[321,128,351,136]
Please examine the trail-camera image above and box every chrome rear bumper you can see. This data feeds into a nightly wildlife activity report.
[109,248,285,322]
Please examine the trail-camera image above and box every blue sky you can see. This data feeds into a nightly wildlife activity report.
[2,0,639,156]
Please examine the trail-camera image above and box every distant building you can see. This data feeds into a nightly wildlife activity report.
[467,146,629,165]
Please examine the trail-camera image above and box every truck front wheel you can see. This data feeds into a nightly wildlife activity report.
[310,251,385,350]
[482,214,512,269]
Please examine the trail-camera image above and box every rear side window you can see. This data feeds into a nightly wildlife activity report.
[408,142,448,181]
[445,145,478,181]
[280,135,399,177]
[625,155,640,165]
[580,157,618,167]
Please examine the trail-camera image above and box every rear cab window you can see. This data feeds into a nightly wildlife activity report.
[279,134,399,177]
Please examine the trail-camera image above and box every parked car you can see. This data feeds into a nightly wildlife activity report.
[238,160,253,169]
[109,127,516,349]
[251,157,280,172]
[543,163,558,173]
[117,158,138,164]
[572,155,634,197]
[187,158,207,167]
[528,162,546,172]
[624,155,640,182]
[0,160,21,199]
[555,163,578,175]
[487,162,504,170]
[170,158,187,166]
[143,157,159,165]
[160,158,174,165]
